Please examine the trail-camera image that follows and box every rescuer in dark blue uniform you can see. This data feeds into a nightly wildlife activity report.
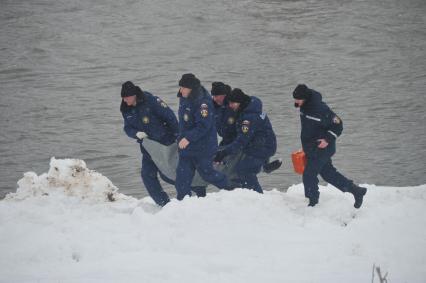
[293,84,367,208]
[211,82,282,173]
[211,82,238,146]
[214,88,277,193]
[120,81,179,206]
[175,74,231,200]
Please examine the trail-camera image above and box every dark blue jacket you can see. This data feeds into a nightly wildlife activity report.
[121,91,178,146]
[299,89,343,156]
[214,101,238,146]
[178,86,218,157]
[221,96,277,159]
[213,101,226,136]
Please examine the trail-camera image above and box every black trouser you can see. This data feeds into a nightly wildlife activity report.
[303,145,352,201]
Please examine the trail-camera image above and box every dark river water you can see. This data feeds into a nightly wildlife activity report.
[1,0,425,199]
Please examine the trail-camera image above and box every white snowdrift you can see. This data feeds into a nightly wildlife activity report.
[0,158,425,283]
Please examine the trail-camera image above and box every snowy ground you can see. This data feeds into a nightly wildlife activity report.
[0,158,425,283]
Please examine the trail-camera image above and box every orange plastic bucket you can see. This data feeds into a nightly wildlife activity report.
[291,150,307,175]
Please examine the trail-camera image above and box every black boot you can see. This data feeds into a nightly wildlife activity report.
[223,180,240,191]
[308,198,318,207]
[349,184,367,209]
[263,159,283,174]
[191,186,207,198]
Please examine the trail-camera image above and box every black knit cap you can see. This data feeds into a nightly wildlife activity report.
[226,88,251,106]
[227,88,248,103]
[121,81,139,97]
[228,88,251,110]
[179,73,201,89]
[211,82,231,96]
[293,84,312,100]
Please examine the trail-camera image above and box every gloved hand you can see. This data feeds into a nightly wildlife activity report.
[136,131,148,140]
[214,150,227,163]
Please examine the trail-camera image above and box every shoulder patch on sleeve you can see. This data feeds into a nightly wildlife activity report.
[333,115,341,124]
[241,120,250,134]
[200,103,209,118]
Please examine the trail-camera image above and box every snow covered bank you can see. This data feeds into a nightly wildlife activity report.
[0,158,425,283]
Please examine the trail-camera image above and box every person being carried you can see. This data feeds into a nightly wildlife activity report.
[292,84,367,208]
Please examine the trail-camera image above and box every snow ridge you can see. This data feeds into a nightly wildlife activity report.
[0,158,425,283]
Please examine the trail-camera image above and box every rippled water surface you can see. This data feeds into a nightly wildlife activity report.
[1,0,425,198]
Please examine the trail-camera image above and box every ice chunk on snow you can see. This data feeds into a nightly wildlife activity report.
[6,157,124,202]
